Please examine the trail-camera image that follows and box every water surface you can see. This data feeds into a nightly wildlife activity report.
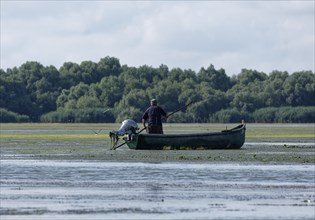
[1,160,314,220]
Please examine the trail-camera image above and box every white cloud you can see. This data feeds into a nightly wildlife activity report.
[1,1,314,75]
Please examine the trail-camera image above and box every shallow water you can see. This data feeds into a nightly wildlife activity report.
[1,160,314,220]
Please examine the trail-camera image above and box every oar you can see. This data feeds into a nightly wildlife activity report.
[111,127,146,150]
[137,127,146,134]
[165,101,194,119]
[112,141,127,150]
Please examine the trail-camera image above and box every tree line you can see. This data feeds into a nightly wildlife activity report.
[1,56,314,123]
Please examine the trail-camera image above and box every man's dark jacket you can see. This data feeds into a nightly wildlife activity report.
[142,105,166,126]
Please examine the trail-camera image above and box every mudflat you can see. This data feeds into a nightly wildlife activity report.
[1,123,314,163]
[1,123,314,220]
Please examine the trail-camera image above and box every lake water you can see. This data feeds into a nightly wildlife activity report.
[1,160,314,220]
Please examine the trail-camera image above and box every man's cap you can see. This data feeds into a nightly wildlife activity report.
[151,99,157,104]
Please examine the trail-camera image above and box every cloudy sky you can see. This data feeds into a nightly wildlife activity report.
[1,1,314,75]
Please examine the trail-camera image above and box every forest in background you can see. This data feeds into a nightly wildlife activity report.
[1,56,314,123]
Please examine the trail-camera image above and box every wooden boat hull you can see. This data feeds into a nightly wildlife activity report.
[125,124,246,150]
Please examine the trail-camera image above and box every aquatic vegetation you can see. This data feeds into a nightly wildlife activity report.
[0,123,314,163]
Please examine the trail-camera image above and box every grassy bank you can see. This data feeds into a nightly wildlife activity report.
[1,123,314,163]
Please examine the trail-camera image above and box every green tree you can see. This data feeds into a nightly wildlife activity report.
[97,76,124,107]
[147,81,181,112]
[197,64,231,91]
[227,74,265,112]
[56,83,91,109]
[236,69,267,85]
[168,68,197,83]
[5,62,63,119]
[59,62,82,88]
[0,77,35,116]
[283,71,315,106]
[117,89,148,110]
[115,106,143,123]
[119,67,146,93]
[1,57,314,123]
[79,60,99,84]
[97,56,121,78]
[34,65,62,114]
[263,71,289,106]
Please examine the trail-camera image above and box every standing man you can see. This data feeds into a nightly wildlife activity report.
[142,99,167,134]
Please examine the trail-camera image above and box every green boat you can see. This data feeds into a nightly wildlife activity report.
[125,123,246,150]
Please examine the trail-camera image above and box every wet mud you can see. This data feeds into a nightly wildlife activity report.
[1,140,314,164]
[1,123,314,219]
[1,123,314,163]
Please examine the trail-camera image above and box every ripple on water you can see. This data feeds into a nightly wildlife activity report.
[1,160,314,220]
